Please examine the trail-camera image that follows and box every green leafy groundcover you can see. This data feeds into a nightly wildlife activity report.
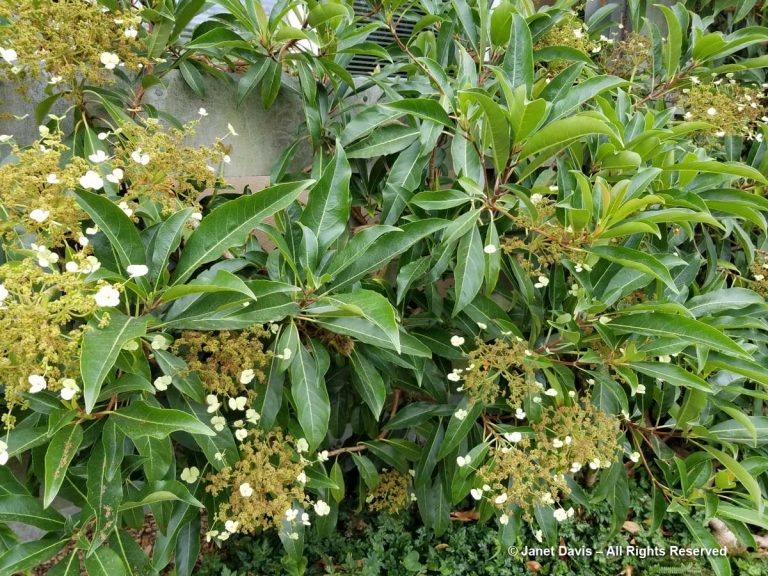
[1,0,768,575]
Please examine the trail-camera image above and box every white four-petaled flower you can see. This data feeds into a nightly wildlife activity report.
[239,482,254,497]
[28,374,47,394]
[79,170,104,190]
[314,500,331,516]
[29,209,49,223]
[154,375,172,391]
[94,284,120,307]
[450,335,465,347]
[180,466,199,483]
[99,52,120,70]
[60,378,80,401]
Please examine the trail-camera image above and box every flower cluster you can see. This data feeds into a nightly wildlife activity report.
[108,119,228,213]
[679,81,767,139]
[0,0,147,87]
[749,254,768,297]
[451,336,537,407]
[204,428,309,535]
[172,327,273,399]
[535,15,598,73]
[365,469,412,514]
[0,258,100,421]
[0,130,88,247]
[601,32,653,80]
[476,402,620,521]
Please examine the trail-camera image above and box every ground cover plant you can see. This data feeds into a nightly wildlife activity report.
[0,0,768,575]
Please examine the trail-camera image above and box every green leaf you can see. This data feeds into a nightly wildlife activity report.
[290,342,330,450]
[111,400,216,439]
[350,349,387,419]
[381,99,452,127]
[43,423,84,508]
[74,190,147,273]
[437,401,483,460]
[656,4,682,76]
[300,144,351,250]
[629,362,712,392]
[608,312,749,358]
[346,125,421,159]
[119,480,203,511]
[675,507,732,576]
[503,14,533,92]
[172,180,312,284]
[0,495,66,531]
[329,219,448,291]
[588,246,678,293]
[686,288,765,318]
[81,312,147,413]
[458,90,511,174]
[710,417,768,447]
[315,290,400,353]
[149,208,194,288]
[702,445,763,512]
[84,546,127,576]
[453,224,484,315]
[47,551,80,576]
[664,161,768,185]
[0,538,68,575]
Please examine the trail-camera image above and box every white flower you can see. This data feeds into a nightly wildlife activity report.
[450,335,465,347]
[245,409,260,424]
[118,201,133,217]
[598,315,612,325]
[191,212,203,221]
[318,450,329,462]
[570,462,582,473]
[456,455,471,467]
[530,193,544,205]
[287,532,298,540]
[534,275,549,288]
[515,408,526,420]
[499,514,509,526]
[154,375,172,391]
[707,107,718,116]
[227,123,239,136]
[106,168,124,183]
[131,149,150,165]
[568,390,576,398]
[214,452,225,461]
[94,285,120,308]
[88,150,108,163]
[297,471,307,484]
[285,508,299,522]
[753,274,765,281]
[205,530,219,542]
[572,28,583,39]
[86,226,99,235]
[565,436,572,445]
[540,492,555,505]
[447,371,461,382]
[454,408,468,421]
[296,438,309,453]
[124,27,138,38]
[46,173,60,184]
[228,396,247,411]
[206,394,221,413]
[553,508,569,522]
[79,170,104,190]
[0,284,7,303]
[198,108,208,116]
[224,520,239,533]
[126,264,149,278]
[0,47,18,64]
[589,458,601,470]
[544,388,558,397]
[239,369,255,384]
[534,529,543,543]
[477,322,487,330]
[314,500,331,516]
[483,244,497,254]
[151,335,170,350]
[301,512,311,526]
[210,416,226,432]
[217,532,230,541]
[235,429,248,442]
[28,374,47,394]
[629,452,641,463]
[80,256,101,274]
[494,493,508,505]
[0,441,7,465]
[99,52,120,70]
[223,154,231,164]
[122,340,139,352]
[505,432,522,443]
[77,236,89,247]
[29,209,49,223]
[59,378,79,401]
[180,466,200,483]
[636,384,647,395]
[552,438,564,448]
[470,488,483,500]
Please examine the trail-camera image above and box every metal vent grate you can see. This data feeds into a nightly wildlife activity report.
[347,0,425,76]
